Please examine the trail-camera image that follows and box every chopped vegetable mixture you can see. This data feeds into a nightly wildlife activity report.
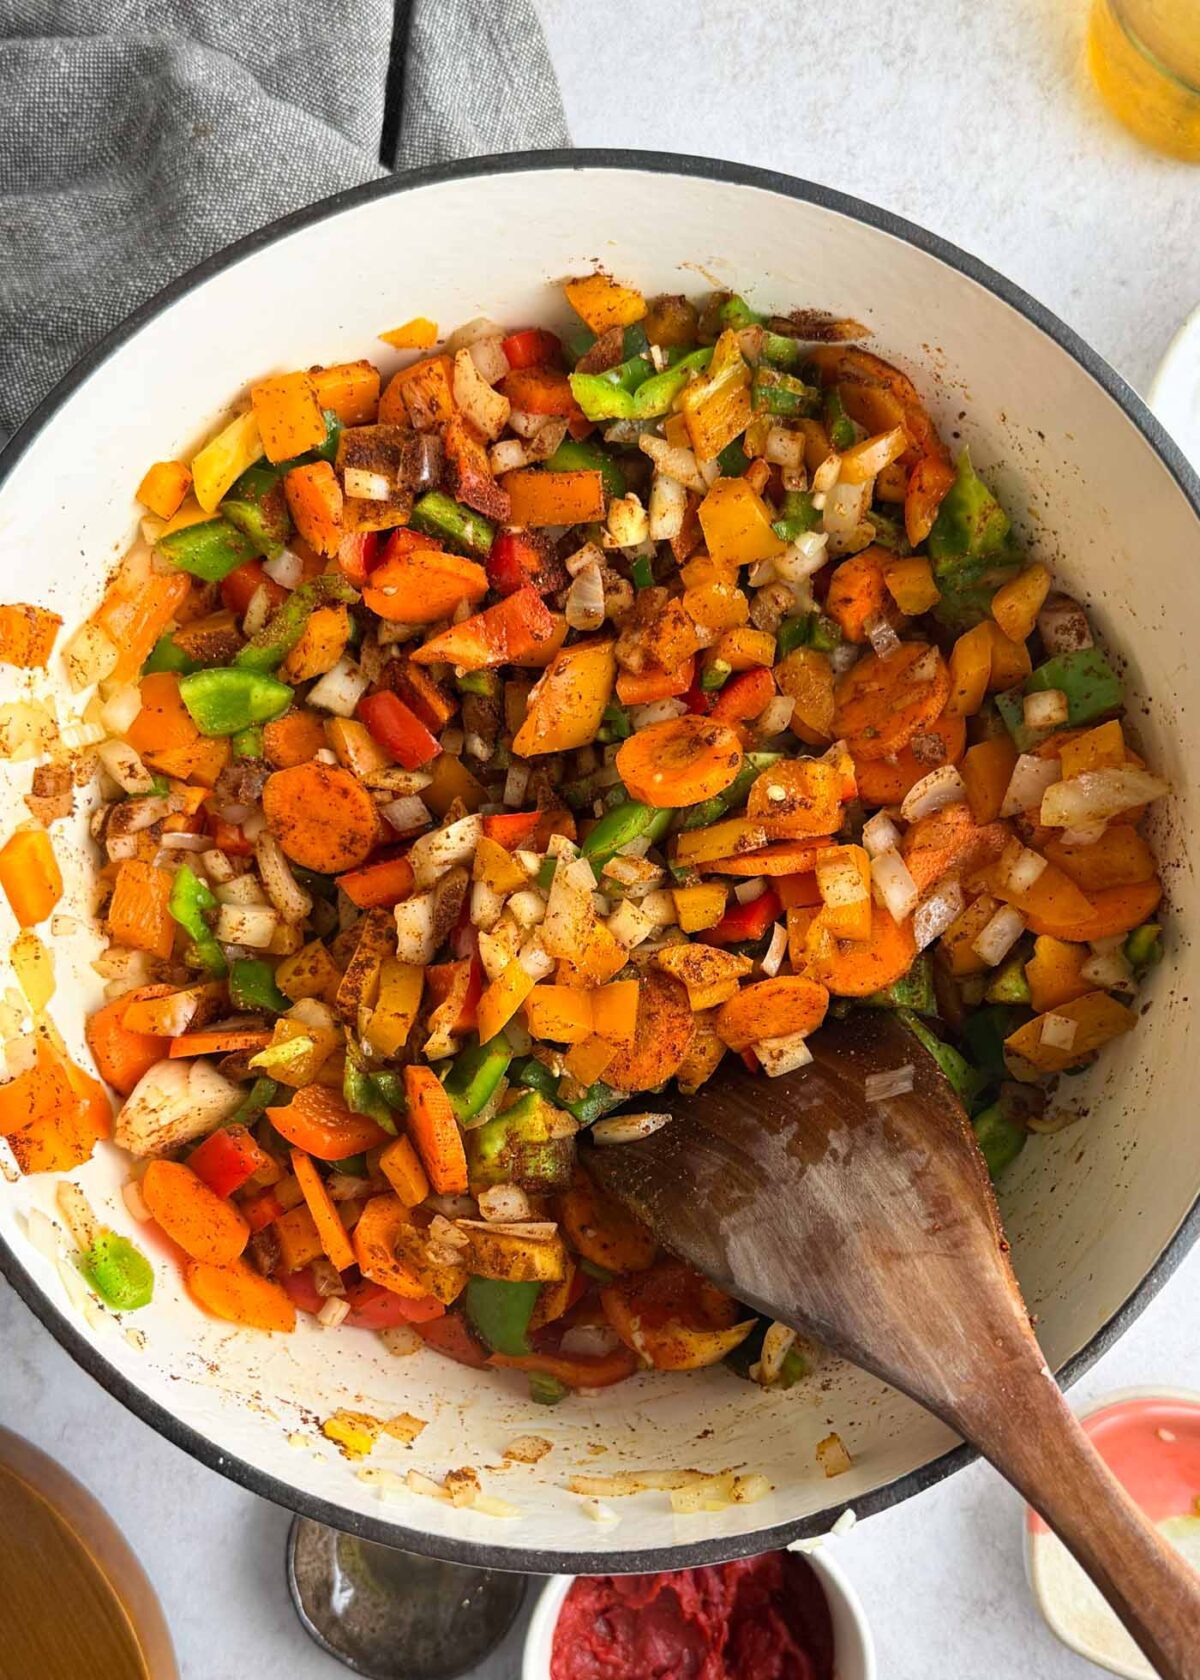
[0,273,1170,1405]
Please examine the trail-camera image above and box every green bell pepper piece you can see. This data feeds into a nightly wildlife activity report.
[597,701,632,744]
[179,667,293,736]
[568,356,652,423]
[536,856,557,891]
[996,647,1123,751]
[342,1050,400,1135]
[927,451,1022,631]
[581,800,672,874]
[563,322,598,364]
[700,658,732,692]
[960,1004,1029,1087]
[562,1080,626,1126]
[168,864,227,978]
[544,439,626,500]
[456,669,501,697]
[759,330,804,370]
[156,516,259,583]
[984,949,1032,1006]
[229,1076,281,1129]
[627,347,712,420]
[753,367,818,417]
[629,552,655,590]
[220,463,293,560]
[823,389,856,450]
[972,1096,1028,1178]
[229,959,289,1014]
[864,952,936,1015]
[509,1056,561,1101]
[277,408,343,471]
[232,725,264,759]
[234,573,359,675]
[79,1229,154,1312]
[142,632,199,676]
[717,294,764,330]
[717,437,750,477]
[466,1090,576,1190]
[465,1276,541,1356]
[672,751,782,832]
[578,1256,616,1283]
[372,1070,408,1112]
[1124,922,1162,974]
[898,1010,986,1110]
[444,1035,513,1124]
[771,489,821,543]
[410,490,496,558]
[529,1372,570,1405]
[621,323,650,358]
[867,508,911,554]
[810,614,842,653]
[775,616,811,659]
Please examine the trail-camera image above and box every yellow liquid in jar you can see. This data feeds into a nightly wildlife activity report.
[1088,0,1200,159]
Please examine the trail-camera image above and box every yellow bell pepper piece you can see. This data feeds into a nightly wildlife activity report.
[1004,991,1136,1073]
[523,983,595,1045]
[992,563,1051,645]
[190,409,264,512]
[681,330,753,464]
[365,958,424,1058]
[1059,719,1126,779]
[881,555,941,616]
[512,639,616,758]
[697,475,786,568]
[380,317,438,350]
[671,882,728,933]
[136,460,192,521]
[250,371,327,464]
[477,959,537,1045]
[1024,936,1093,1013]
[564,273,646,334]
[944,623,993,717]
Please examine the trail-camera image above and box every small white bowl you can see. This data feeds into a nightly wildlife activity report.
[522,1545,875,1680]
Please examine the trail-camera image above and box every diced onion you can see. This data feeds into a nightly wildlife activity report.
[256,832,313,924]
[507,408,549,439]
[507,889,546,928]
[871,849,919,922]
[99,684,143,736]
[317,1297,351,1328]
[63,621,118,691]
[97,738,155,795]
[817,850,869,912]
[343,468,392,503]
[607,898,655,949]
[970,903,1027,966]
[816,1432,853,1478]
[1037,594,1093,654]
[996,842,1048,894]
[734,877,767,905]
[470,879,506,931]
[566,564,606,631]
[214,903,278,948]
[764,426,805,469]
[865,1064,915,1102]
[638,433,707,493]
[477,1185,533,1223]
[452,348,509,440]
[502,762,530,807]
[865,613,902,661]
[648,473,687,541]
[1040,767,1169,829]
[761,922,788,977]
[393,891,438,964]
[243,584,273,636]
[564,541,605,579]
[900,764,968,823]
[754,695,795,737]
[516,936,554,981]
[773,533,830,584]
[591,1111,672,1146]
[122,1179,152,1222]
[812,454,841,495]
[307,655,370,717]
[409,814,482,889]
[862,810,901,858]
[912,879,965,949]
[466,334,510,386]
[1040,1013,1078,1051]
[1000,753,1062,818]
[607,494,650,548]
[560,1323,622,1358]
[1023,688,1069,731]
[1081,948,1135,991]
[489,438,527,475]
[263,547,305,589]
[630,698,688,729]
[382,795,433,836]
[755,1031,815,1077]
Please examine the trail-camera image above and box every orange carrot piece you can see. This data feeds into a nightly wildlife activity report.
[284,461,344,557]
[108,860,175,959]
[901,804,1009,893]
[263,708,327,768]
[615,715,744,808]
[746,758,842,838]
[263,762,382,873]
[810,906,918,997]
[251,371,327,463]
[184,1258,296,1331]
[1023,877,1162,943]
[168,1029,272,1058]
[93,561,192,685]
[411,587,558,671]
[379,318,438,351]
[833,643,951,761]
[0,604,62,669]
[125,671,199,759]
[0,829,62,927]
[498,366,582,418]
[558,1170,657,1274]
[379,1134,430,1207]
[825,548,893,644]
[501,468,605,527]
[904,454,956,546]
[362,546,488,624]
[146,734,230,788]
[267,1084,390,1160]
[143,1159,250,1264]
[615,658,695,706]
[523,984,595,1045]
[591,979,640,1045]
[853,713,967,807]
[715,976,829,1051]
[136,460,192,520]
[402,1065,467,1195]
[601,971,696,1094]
[290,1148,355,1272]
[336,854,415,909]
[382,355,457,427]
[710,666,776,724]
[85,990,170,1095]
[353,1194,440,1298]
[698,837,835,877]
[310,360,381,425]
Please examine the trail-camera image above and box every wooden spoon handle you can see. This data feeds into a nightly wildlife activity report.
[957,1369,1200,1678]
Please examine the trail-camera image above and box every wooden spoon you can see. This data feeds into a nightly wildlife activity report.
[583,1010,1200,1679]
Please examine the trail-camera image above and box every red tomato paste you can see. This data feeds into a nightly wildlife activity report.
[549,1551,834,1680]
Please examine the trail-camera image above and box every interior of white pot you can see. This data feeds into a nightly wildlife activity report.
[1,160,1196,1568]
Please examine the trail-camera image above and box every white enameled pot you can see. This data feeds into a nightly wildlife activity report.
[1,152,1198,1575]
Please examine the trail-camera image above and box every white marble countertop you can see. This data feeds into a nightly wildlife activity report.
[4,2,1199,1676]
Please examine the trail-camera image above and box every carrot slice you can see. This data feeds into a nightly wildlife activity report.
[832,643,951,761]
[698,837,835,877]
[142,1160,250,1265]
[290,1149,355,1272]
[809,907,918,997]
[262,762,382,873]
[901,804,1009,894]
[263,708,327,769]
[853,713,966,806]
[558,1169,657,1274]
[615,716,743,808]
[403,1065,468,1194]
[714,976,829,1051]
[168,1029,272,1058]
[825,549,893,644]
[336,854,416,909]
[1023,877,1162,943]
[107,860,175,959]
[378,1135,430,1207]
[602,971,696,1093]
[267,1085,389,1160]
[185,1258,296,1332]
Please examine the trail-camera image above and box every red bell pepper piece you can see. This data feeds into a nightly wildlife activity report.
[343,1278,446,1328]
[710,667,776,723]
[188,1124,270,1199]
[741,1048,761,1074]
[208,816,255,857]
[220,559,288,618]
[380,526,441,564]
[500,328,562,371]
[335,852,416,909]
[684,674,713,714]
[415,586,556,670]
[426,956,482,1035]
[706,885,782,946]
[486,530,554,597]
[488,1344,639,1389]
[242,1187,286,1232]
[416,1310,491,1369]
[336,531,381,588]
[280,1267,324,1315]
[358,690,442,770]
[481,809,577,850]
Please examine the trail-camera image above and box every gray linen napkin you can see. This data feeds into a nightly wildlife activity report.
[0,0,568,437]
